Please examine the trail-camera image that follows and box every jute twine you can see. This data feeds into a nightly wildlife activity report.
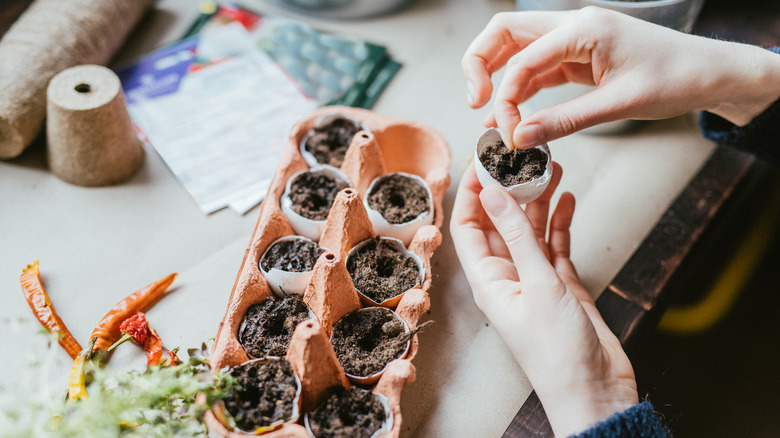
[0,0,153,159]
[47,64,143,186]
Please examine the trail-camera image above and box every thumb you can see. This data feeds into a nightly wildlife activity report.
[479,187,561,292]
[512,85,629,148]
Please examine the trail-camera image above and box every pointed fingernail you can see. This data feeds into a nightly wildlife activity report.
[466,81,477,106]
[480,187,510,217]
[514,124,544,149]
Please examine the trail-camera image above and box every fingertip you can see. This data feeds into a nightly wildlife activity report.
[479,186,512,218]
[513,123,545,149]
[483,111,497,129]
[493,102,522,150]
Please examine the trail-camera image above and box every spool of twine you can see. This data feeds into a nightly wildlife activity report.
[47,64,143,186]
[0,0,153,160]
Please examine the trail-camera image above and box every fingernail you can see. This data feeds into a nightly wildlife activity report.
[480,188,510,217]
[466,81,477,106]
[514,124,544,149]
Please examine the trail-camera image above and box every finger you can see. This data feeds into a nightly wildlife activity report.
[477,209,512,260]
[450,162,496,270]
[493,23,598,149]
[479,186,560,291]
[523,62,596,102]
[549,191,576,264]
[483,110,497,128]
[514,82,632,147]
[525,162,563,242]
[463,11,574,109]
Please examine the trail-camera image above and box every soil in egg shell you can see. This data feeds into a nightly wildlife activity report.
[366,173,430,224]
[308,386,387,438]
[304,117,362,168]
[479,140,547,186]
[288,171,349,221]
[222,359,298,432]
[260,238,324,273]
[239,294,311,358]
[346,237,421,303]
[330,308,408,377]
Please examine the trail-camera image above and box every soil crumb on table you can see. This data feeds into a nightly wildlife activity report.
[308,386,387,438]
[347,237,421,303]
[331,308,408,377]
[239,295,311,358]
[479,140,547,186]
[260,238,324,272]
[304,117,362,168]
[223,359,298,432]
[288,171,349,221]
[367,173,430,224]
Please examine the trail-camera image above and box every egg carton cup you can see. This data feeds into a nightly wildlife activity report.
[206,106,450,437]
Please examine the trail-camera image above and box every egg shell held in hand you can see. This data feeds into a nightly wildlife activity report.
[474,127,552,205]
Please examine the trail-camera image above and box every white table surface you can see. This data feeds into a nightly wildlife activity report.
[0,0,715,436]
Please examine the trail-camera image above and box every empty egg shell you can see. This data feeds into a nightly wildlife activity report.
[364,172,434,246]
[281,166,352,241]
[474,127,552,205]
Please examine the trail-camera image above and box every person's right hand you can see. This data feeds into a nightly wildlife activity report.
[462,7,780,149]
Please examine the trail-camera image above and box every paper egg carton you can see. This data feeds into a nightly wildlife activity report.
[206,106,451,437]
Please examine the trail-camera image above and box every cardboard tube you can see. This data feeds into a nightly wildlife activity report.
[46,64,143,186]
[0,0,153,159]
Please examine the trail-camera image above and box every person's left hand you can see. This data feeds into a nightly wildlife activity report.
[450,162,638,437]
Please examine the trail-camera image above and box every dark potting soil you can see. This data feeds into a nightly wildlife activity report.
[260,238,325,272]
[366,173,430,224]
[346,237,421,303]
[288,171,349,221]
[239,295,311,358]
[304,117,362,168]
[308,386,387,438]
[223,358,299,432]
[478,140,547,187]
[330,308,408,377]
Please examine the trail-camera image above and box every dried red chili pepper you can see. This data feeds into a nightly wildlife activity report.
[20,261,82,359]
[144,326,181,367]
[108,312,181,367]
[107,312,150,352]
[90,273,176,353]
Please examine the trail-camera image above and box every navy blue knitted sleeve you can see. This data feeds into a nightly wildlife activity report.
[570,401,670,438]
[699,47,780,164]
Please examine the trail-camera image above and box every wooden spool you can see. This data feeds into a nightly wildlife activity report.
[46,64,143,186]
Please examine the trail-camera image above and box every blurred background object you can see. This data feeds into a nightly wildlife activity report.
[256,0,416,20]
[516,0,706,32]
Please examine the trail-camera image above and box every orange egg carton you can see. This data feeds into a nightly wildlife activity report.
[206,106,451,437]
